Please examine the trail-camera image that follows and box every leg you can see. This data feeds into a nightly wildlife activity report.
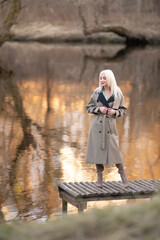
[62,199,68,213]
[78,205,84,213]
[77,201,87,213]
[116,163,129,187]
[96,164,104,188]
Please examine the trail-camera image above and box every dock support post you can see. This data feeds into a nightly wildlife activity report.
[78,206,84,213]
[77,201,87,213]
[62,199,68,213]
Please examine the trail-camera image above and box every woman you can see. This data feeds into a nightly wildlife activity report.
[85,69,128,188]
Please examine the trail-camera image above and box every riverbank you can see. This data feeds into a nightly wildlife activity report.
[1,0,160,46]
[0,193,160,240]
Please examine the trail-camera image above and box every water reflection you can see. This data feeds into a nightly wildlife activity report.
[0,42,160,222]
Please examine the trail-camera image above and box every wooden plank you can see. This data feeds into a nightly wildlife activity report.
[63,183,83,196]
[127,181,140,192]
[145,180,160,189]
[144,181,159,191]
[102,182,118,193]
[102,182,119,194]
[91,181,118,196]
[74,182,93,196]
[84,181,111,195]
[69,182,88,195]
[111,181,136,195]
[81,182,98,193]
[78,182,96,194]
[129,181,144,192]
[132,181,150,194]
[84,182,114,196]
[99,182,114,194]
[109,181,127,194]
[88,182,106,196]
[139,180,159,191]
[125,182,140,195]
[86,182,104,194]
[58,182,80,197]
[84,193,153,202]
[135,180,154,192]
[136,180,152,190]
[139,180,160,192]
[93,183,112,195]
[112,181,136,195]
[64,182,85,196]
[128,181,146,194]
[65,182,89,195]
[84,182,111,196]
[126,181,140,193]
[79,182,96,194]
[102,181,119,195]
[154,180,160,186]
[155,181,160,188]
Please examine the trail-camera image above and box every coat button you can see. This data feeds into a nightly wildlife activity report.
[99,131,101,133]
[107,131,110,133]
[100,121,102,123]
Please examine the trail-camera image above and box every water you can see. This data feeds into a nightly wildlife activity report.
[0,42,160,222]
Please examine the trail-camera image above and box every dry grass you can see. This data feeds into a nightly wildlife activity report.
[0,193,160,240]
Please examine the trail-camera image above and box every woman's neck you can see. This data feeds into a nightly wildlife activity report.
[103,86,110,91]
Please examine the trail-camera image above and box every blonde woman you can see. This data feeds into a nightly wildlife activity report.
[85,69,128,188]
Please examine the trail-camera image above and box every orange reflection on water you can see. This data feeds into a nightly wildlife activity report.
[0,68,160,221]
[60,146,84,182]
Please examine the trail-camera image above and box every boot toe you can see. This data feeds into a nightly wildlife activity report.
[96,182,102,188]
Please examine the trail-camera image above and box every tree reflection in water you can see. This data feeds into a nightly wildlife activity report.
[0,43,160,222]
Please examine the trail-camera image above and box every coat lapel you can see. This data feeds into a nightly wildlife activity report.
[97,91,115,108]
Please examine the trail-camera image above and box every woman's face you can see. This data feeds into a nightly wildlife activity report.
[99,73,109,87]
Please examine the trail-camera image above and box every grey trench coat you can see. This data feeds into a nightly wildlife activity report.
[85,87,127,165]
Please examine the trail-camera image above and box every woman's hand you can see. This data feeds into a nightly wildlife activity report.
[107,108,116,116]
[99,106,108,114]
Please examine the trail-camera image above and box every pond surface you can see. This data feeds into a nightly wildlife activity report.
[0,42,160,222]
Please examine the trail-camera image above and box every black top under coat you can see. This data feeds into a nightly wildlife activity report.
[97,91,115,108]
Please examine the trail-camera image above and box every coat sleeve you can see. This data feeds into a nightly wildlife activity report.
[114,94,127,118]
[86,93,100,114]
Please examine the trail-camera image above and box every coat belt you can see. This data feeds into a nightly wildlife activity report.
[101,115,112,151]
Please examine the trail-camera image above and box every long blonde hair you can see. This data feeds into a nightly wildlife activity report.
[99,69,122,98]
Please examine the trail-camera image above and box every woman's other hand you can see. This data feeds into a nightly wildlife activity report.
[107,108,116,116]
[99,106,108,114]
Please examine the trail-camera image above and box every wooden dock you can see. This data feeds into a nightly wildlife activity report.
[58,180,160,213]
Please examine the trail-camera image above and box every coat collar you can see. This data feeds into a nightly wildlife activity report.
[97,90,115,108]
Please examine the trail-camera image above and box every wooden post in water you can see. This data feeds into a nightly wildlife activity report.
[62,199,68,213]
[78,205,84,213]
